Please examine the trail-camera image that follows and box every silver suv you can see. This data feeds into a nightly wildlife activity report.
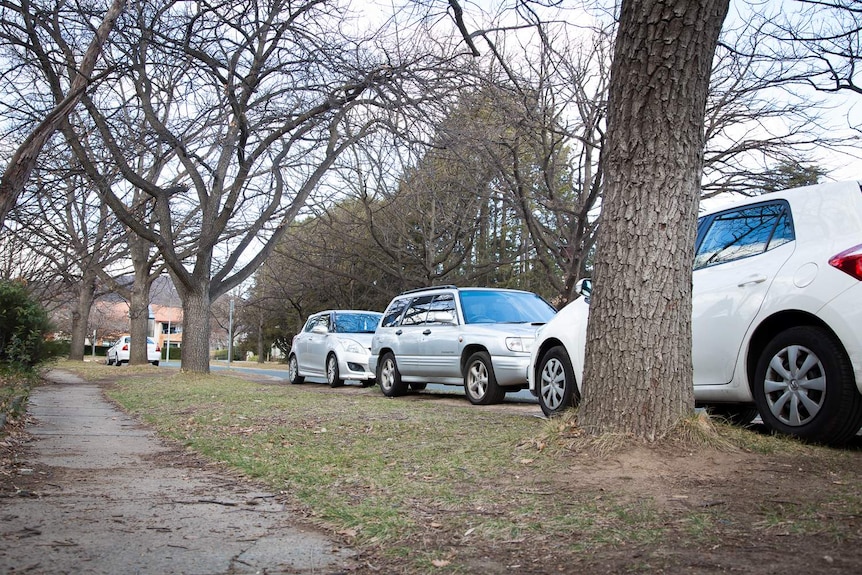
[370,286,557,404]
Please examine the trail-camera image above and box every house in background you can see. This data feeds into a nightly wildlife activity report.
[151,303,183,357]
[82,276,183,353]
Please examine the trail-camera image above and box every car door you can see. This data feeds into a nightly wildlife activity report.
[294,315,317,372]
[692,201,795,385]
[304,313,331,374]
[392,295,433,378]
[418,293,460,379]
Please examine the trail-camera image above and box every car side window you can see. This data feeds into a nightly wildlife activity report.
[302,317,317,333]
[694,202,794,270]
[381,298,409,328]
[401,295,434,326]
[426,293,457,325]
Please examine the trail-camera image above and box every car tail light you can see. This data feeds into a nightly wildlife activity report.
[829,243,862,280]
[122,344,129,351]
[155,345,161,352]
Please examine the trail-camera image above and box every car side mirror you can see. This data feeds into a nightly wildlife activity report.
[574,278,592,297]
[311,325,328,334]
[430,310,456,324]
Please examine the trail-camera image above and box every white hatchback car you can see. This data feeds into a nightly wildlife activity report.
[288,310,382,387]
[106,335,161,366]
[529,180,862,445]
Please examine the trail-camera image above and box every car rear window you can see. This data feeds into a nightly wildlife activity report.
[694,201,795,269]
[381,298,409,328]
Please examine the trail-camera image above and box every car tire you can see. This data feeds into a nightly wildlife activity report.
[378,352,407,397]
[753,326,862,445]
[326,354,343,388]
[464,351,504,405]
[361,379,376,388]
[409,382,427,391]
[288,355,305,385]
[537,345,580,417]
[703,404,758,426]
[152,361,159,367]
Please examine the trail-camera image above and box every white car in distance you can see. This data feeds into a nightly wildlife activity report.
[106,335,161,366]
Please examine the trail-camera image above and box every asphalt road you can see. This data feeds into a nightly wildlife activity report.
[191,360,541,405]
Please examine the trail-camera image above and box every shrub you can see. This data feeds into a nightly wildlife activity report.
[0,280,55,368]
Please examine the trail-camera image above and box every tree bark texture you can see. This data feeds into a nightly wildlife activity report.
[67,271,97,362]
[128,268,152,365]
[178,285,212,374]
[579,0,729,441]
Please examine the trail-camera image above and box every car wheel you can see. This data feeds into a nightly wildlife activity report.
[378,353,407,397]
[288,355,305,385]
[326,354,343,388]
[753,326,862,445]
[704,404,758,426]
[464,351,504,405]
[537,345,580,417]
[152,361,159,367]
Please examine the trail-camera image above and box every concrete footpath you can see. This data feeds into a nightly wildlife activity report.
[0,370,356,574]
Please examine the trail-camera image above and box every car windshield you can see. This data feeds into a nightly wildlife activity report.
[459,290,556,324]
[332,312,382,333]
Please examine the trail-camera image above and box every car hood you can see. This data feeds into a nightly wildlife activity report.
[461,322,545,337]
[338,332,376,347]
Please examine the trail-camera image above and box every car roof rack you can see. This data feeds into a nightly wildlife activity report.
[399,285,458,295]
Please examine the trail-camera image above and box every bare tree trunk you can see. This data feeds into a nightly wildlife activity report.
[68,271,97,361]
[128,269,152,365]
[579,0,729,441]
[256,312,265,364]
[179,286,212,373]
[127,230,157,365]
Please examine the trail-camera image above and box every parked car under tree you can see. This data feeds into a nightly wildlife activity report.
[529,180,862,445]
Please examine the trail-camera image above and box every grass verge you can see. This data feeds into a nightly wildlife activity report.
[52,359,862,573]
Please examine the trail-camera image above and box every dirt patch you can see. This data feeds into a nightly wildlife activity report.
[359,437,862,574]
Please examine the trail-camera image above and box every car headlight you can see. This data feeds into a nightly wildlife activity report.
[338,338,365,354]
[506,337,534,353]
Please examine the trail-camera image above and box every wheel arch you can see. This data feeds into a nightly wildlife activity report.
[745,310,850,394]
[534,336,566,378]
[460,343,489,375]
[376,347,395,363]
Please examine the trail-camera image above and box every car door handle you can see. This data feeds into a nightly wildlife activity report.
[422,329,432,335]
[738,274,767,287]
[395,329,403,336]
